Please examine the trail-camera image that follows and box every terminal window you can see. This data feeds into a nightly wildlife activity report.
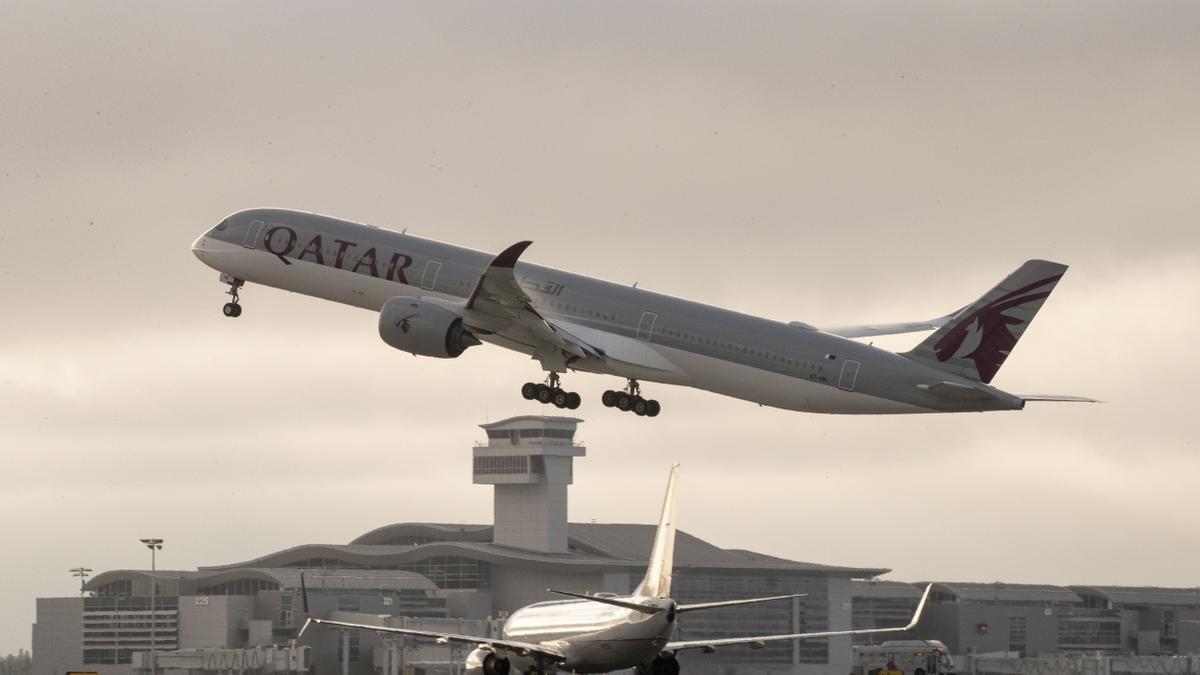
[1009,615,1027,655]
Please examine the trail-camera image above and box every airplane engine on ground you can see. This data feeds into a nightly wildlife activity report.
[379,296,480,358]
[465,647,511,675]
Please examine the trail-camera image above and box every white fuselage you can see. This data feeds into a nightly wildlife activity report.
[500,597,673,673]
[193,208,1022,414]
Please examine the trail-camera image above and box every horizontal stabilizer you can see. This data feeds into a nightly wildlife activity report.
[677,593,806,614]
[916,381,1000,402]
[816,307,965,339]
[546,589,663,614]
[1018,394,1101,403]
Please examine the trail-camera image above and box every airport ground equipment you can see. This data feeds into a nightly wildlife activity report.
[851,640,956,675]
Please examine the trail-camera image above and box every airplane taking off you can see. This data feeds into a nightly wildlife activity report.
[193,209,1094,417]
[298,465,933,675]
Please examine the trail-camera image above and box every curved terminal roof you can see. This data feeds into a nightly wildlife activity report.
[850,579,926,599]
[353,523,493,546]
[1071,586,1200,607]
[205,522,885,577]
[927,582,1082,605]
[86,567,436,594]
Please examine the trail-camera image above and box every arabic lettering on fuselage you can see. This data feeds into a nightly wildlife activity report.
[261,224,414,284]
[520,277,565,297]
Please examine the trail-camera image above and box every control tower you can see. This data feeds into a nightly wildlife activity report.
[473,416,585,554]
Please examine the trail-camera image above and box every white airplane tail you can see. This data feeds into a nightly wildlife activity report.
[633,464,680,599]
[904,260,1067,384]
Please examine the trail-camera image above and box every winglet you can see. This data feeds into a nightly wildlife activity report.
[634,464,680,599]
[466,241,535,309]
[492,241,533,269]
[905,584,932,630]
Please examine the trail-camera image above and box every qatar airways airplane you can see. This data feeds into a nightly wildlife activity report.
[192,208,1093,417]
[299,465,932,675]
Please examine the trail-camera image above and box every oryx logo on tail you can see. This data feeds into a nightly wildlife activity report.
[933,275,1061,383]
[903,260,1068,385]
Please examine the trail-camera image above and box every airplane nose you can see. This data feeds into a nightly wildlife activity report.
[191,233,209,260]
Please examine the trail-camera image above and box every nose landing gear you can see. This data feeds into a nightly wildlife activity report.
[521,372,581,410]
[220,274,244,318]
[602,379,661,417]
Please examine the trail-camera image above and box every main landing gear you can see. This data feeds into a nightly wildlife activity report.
[521,372,581,410]
[638,654,680,675]
[602,379,661,417]
[221,275,244,318]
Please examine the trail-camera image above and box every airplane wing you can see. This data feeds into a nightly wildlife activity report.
[299,618,566,661]
[463,241,603,364]
[666,584,930,654]
[811,308,964,339]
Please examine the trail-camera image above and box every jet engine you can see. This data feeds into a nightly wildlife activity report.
[378,296,480,358]
[465,647,511,675]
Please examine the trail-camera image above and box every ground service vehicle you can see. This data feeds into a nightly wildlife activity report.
[851,640,955,675]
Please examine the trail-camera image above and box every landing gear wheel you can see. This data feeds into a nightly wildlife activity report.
[482,654,510,675]
[601,390,617,408]
[646,399,661,417]
[633,397,648,416]
[566,392,582,410]
[220,275,244,318]
[616,393,632,411]
[536,385,553,404]
[521,383,538,400]
[552,389,569,408]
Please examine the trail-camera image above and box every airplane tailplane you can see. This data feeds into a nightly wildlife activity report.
[634,464,680,599]
[903,260,1067,384]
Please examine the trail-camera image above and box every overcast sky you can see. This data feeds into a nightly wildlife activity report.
[1,0,1198,656]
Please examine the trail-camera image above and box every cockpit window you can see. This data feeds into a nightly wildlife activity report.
[215,219,228,231]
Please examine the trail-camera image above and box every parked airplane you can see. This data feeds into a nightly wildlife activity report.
[298,464,932,675]
[193,209,1094,417]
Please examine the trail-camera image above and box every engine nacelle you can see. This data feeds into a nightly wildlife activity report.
[379,296,480,358]
[465,648,511,675]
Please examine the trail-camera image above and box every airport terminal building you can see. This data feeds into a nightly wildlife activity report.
[31,416,1200,675]
[32,416,890,675]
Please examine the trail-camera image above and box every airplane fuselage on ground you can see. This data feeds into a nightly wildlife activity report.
[193,208,1041,414]
[500,597,673,672]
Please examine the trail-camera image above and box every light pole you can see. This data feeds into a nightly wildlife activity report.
[69,567,92,596]
[140,538,163,675]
